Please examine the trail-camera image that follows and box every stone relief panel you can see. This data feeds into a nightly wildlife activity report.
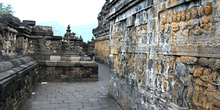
[43,40,61,54]
[27,39,41,54]
[0,31,17,56]
[158,2,219,58]
[105,0,220,110]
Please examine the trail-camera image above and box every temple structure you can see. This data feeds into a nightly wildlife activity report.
[0,0,220,109]
[93,0,220,110]
[0,14,97,110]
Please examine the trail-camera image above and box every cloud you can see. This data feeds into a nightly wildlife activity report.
[1,0,105,26]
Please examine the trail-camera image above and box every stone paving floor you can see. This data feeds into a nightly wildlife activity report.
[21,63,122,110]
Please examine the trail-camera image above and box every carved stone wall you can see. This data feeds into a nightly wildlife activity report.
[94,0,220,110]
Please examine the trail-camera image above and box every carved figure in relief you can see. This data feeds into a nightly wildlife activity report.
[160,17,166,43]
[187,75,194,108]
[172,81,180,105]
[171,12,179,40]
[164,15,170,43]
[23,38,28,54]
[177,12,181,22]
[160,17,165,31]
[193,78,203,108]
[188,8,201,36]
[199,6,205,16]
[200,74,220,110]
[10,38,16,54]
[135,13,140,26]
[179,10,188,43]
[201,3,213,32]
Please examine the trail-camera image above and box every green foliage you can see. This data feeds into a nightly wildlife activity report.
[0,3,14,17]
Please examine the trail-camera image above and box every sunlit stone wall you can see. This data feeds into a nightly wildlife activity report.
[95,40,110,65]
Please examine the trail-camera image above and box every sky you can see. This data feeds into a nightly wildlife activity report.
[1,0,105,26]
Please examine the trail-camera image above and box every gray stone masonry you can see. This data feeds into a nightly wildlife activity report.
[21,63,122,110]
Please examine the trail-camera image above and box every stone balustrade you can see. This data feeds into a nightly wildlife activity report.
[0,57,38,110]
[37,55,98,82]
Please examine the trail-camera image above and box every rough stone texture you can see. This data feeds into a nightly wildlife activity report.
[93,2,110,65]
[94,0,220,110]
[83,37,95,59]
[0,57,38,110]
[38,58,98,82]
[95,40,110,65]
[0,13,96,110]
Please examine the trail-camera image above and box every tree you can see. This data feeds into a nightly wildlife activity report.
[0,3,14,17]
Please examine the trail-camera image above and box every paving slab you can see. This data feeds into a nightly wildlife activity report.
[21,63,122,110]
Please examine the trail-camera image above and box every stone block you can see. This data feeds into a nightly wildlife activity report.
[60,56,70,61]
[46,60,57,66]
[12,67,24,74]
[80,57,92,61]
[57,61,70,66]
[0,61,13,72]
[70,56,81,61]
[18,57,31,64]
[80,61,98,67]
[0,71,12,81]
[69,61,80,66]
[22,20,36,26]
[50,56,61,61]
[37,60,46,66]
[9,59,22,67]
[92,67,98,75]
[0,73,16,89]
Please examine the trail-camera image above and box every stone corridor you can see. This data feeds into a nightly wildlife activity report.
[21,63,122,110]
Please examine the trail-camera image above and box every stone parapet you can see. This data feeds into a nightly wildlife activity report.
[0,57,38,110]
[37,55,98,82]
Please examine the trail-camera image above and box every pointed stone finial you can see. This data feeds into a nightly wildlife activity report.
[66,24,71,32]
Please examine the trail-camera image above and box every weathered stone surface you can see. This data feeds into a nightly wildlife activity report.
[22,20,36,26]
[50,56,61,61]
[70,56,81,61]
[94,0,220,110]
[45,60,57,66]
[70,61,81,66]
[57,61,70,66]
[0,57,38,110]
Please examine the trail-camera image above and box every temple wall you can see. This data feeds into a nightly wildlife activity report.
[94,0,220,109]
[95,40,110,65]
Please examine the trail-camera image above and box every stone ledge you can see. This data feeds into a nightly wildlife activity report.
[57,61,70,66]
[40,60,98,68]
[80,61,98,67]
[46,60,57,66]
[69,61,80,66]
[0,60,38,102]
[50,56,61,61]
[0,57,32,73]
